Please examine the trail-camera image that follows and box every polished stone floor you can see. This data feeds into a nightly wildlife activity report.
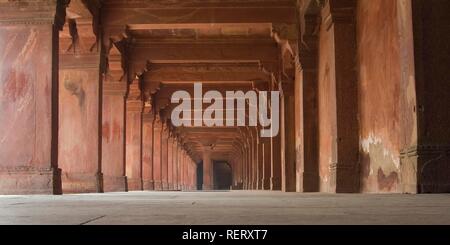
[0,191,449,225]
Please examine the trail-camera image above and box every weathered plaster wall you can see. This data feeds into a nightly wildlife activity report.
[59,69,100,193]
[356,0,417,193]
[317,18,337,193]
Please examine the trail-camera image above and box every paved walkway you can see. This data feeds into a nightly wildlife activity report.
[0,191,449,225]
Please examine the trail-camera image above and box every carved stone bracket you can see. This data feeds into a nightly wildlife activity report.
[321,0,356,30]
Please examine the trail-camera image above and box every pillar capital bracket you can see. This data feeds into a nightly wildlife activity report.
[321,0,356,30]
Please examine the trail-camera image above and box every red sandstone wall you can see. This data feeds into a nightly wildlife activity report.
[317,20,337,193]
[59,69,100,192]
[356,0,416,193]
[0,26,54,171]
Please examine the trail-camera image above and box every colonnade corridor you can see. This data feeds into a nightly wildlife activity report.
[0,0,449,227]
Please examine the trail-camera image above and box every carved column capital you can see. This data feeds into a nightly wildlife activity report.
[103,80,128,96]
[321,0,356,30]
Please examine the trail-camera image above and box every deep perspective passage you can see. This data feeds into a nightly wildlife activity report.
[0,0,449,226]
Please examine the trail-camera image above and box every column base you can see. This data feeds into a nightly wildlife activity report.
[401,145,450,194]
[127,178,143,191]
[270,177,281,191]
[330,163,359,193]
[154,181,162,191]
[202,184,213,190]
[143,179,154,190]
[262,178,271,190]
[62,172,103,193]
[161,181,168,190]
[257,179,264,190]
[167,183,173,190]
[103,175,127,192]
[0,167,62,195]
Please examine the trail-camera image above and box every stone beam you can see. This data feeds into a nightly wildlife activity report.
[129,42,279,67]
[102,0,297,35]
[143,63,270,82]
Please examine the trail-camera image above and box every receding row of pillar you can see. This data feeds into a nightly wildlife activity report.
[98,79,197,194]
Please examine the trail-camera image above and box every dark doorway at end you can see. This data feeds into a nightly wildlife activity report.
[214,161,232,190]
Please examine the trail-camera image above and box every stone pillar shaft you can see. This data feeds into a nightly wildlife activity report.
[167,137,174,190]
[0,1,67,195]
[161,124,169,190]
[203,151,213,190]
[152,117,162,190]
[102,82,128,192]
[142,112,154,190]
[125,80,143,191]
[281,83,296,192]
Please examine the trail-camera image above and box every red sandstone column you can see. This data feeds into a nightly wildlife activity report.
[188,160,193,190]
[242,146,247,189]
[184,152,189,190]
[179,150,184,190]
[142,105,154,190]
[262,137,272,190]
[239,150,244,189]
[280,82,296,192]
[202,150,213,190]
[245,143,251,189]
[102,80,128,192]
[271,130,282,190]
[58,5,102,193]
[257,136,264,190]
[125,79,143,191]
[318,1,359,193]
[186,161,190,191]
[0,1,69,195]
[293,15,320,192]
[178,143,182,190]
[167,136,174,190]
[251,137,257,190]
[249,136,254,189]
[172,139,178,190]
[177,141,181,190]
[152,115,162,190]
[255,136,260,189]
[192,160,197,190]
[182,151,187,190]
[161,123,169,190]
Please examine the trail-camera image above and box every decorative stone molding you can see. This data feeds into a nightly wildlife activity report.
[0,0,69,29]
[103,80,128,96]
[321,0,355,30]
[401,144,450,193]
